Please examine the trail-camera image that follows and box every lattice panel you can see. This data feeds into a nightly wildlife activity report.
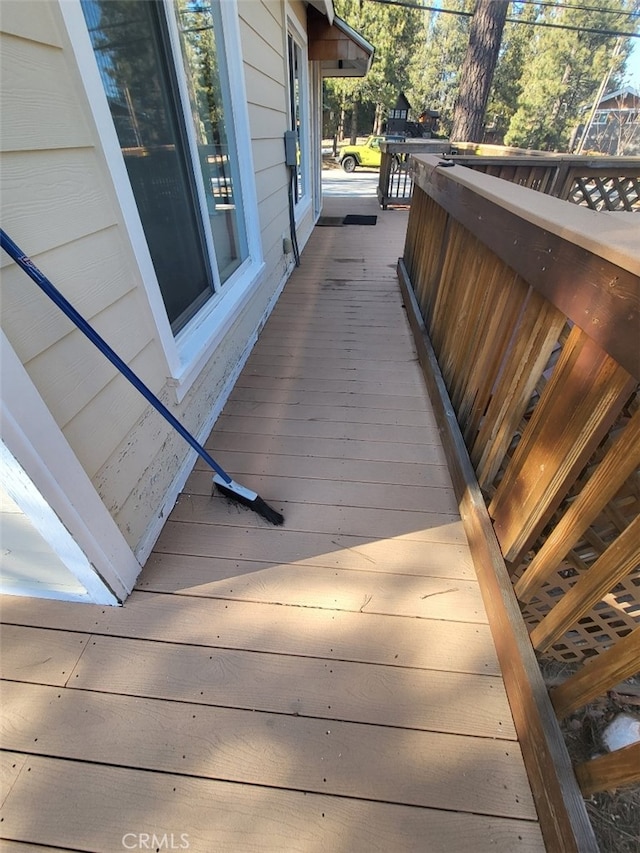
[511,392,640,662]
[568,175,640,211]
[515,564,640,663]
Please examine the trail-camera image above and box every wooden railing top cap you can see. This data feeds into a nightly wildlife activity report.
[411,154,640,277]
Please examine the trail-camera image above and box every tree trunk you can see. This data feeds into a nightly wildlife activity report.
[374,103,384,135]
[350,100,359,144]
[451,0,509,142]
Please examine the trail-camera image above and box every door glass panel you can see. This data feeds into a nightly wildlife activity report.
[287,33,304,203]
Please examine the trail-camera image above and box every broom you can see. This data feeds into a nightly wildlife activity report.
[0,229,284,526]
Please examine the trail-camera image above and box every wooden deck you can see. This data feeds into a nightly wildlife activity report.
[0,196,545,852]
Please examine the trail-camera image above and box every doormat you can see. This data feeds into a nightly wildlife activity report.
[343,215,377,225]
[316,217,344,227]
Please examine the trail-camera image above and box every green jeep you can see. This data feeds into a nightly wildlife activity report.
[336,134,405,172]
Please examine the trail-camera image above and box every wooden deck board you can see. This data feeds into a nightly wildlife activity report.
[0,591,499,673]
[141,543,474,585]
[0,197,544,851]
[225,384,434,411]
[214,414,439,446]
[166,494,463,542]
[205,431,449,465]
[0,624,88,685]
[0,756,544,852]
[2,681,534,818]
[153,518,468,562]
[62,633,513,738]
[137,556,485,621]
[188,453,455,487]
[219,399,439,428]
[1,752,26,809]
[241,360,426,383]
[184,471,458,510]
[234,372,429,396]
[1,628,510,738]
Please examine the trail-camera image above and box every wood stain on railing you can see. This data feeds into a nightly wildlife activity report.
[399,153,639,848]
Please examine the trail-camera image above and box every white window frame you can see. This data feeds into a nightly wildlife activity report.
[60,0,264,401]
[286,11,312,224]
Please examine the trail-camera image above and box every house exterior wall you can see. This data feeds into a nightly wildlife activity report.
[242,0,316,256]
[573,88,640,155]
[0,0,317,592]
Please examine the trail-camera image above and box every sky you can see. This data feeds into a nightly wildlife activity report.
[625,39,640,89]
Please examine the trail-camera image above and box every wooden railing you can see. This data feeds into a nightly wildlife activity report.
[378,139,451,208]
[380,141,640,211]
[451,145,640,211]
[397,154,639,853]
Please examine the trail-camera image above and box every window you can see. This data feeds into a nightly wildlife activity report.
[81,0,248,333]
[287,26,308,206]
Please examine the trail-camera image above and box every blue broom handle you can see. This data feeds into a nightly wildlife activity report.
[0,229,232,485]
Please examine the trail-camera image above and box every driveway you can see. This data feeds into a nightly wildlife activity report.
[322,165,380,197]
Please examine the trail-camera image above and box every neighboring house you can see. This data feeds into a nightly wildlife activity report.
[385,92,411,134]
[0,0,372,603]
[572,86,640,155]
[415,109,440,137]
[385,93,439,138]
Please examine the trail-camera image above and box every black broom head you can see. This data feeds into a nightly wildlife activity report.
[213,474,284,526]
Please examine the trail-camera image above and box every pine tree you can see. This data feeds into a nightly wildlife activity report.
[450,0,509,142]
[407,1,473,134]
[485,3,538,141]
[504,0,636,151]
[328,0,427,139]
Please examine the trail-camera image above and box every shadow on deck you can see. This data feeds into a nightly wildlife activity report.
[0,192,545,851]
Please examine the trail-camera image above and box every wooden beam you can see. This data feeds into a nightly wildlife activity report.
[575,743,640,796]
[398,258,598,853]
[550,627,640,719]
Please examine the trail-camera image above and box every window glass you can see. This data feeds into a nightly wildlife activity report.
[173,0,247,283]
[81,0,248,332]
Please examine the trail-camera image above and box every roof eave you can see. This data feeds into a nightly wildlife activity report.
[307,7,374,78]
